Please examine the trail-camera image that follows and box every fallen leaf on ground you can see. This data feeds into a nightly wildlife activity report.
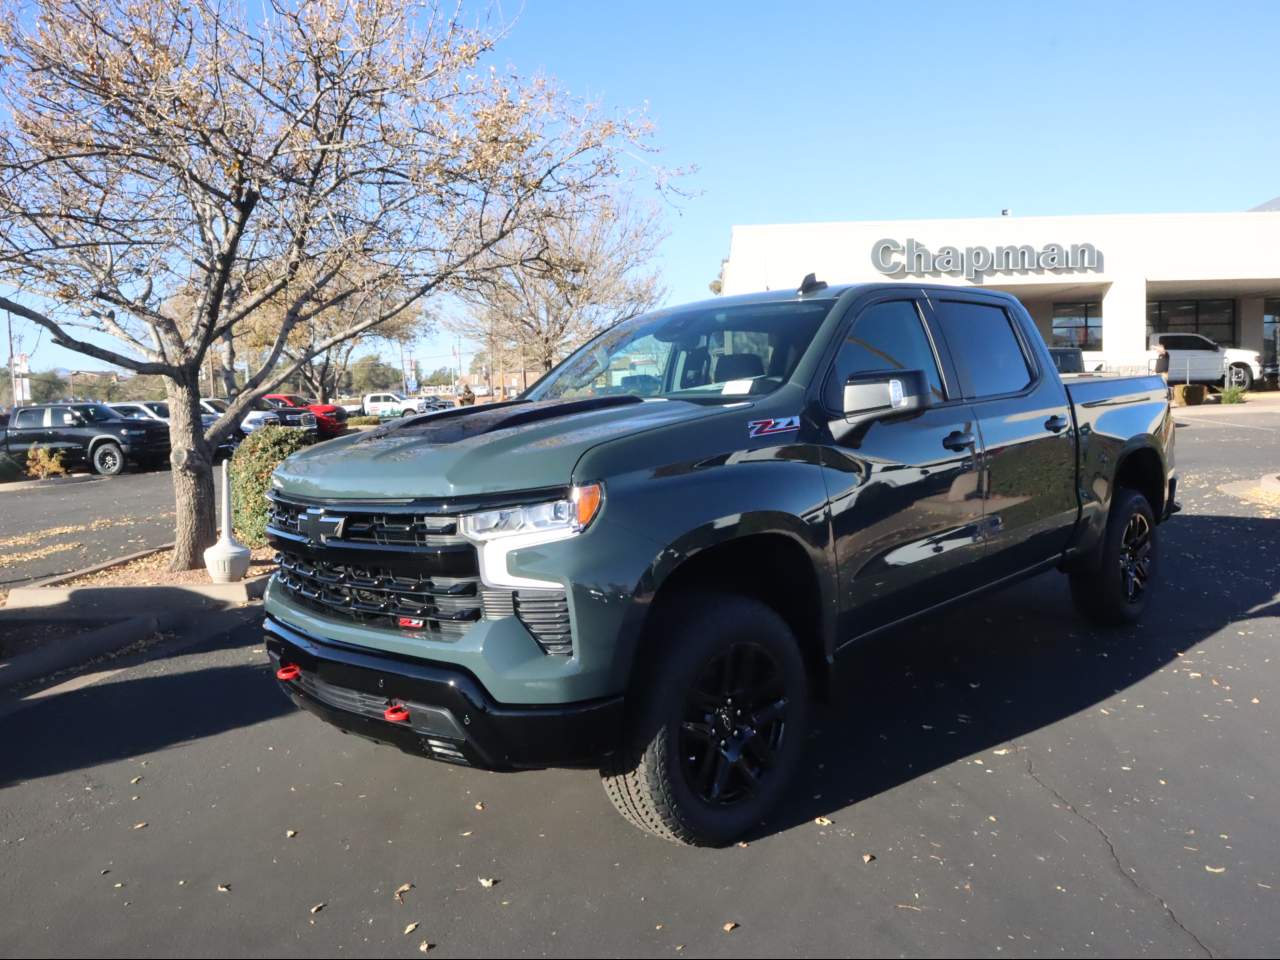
[474,801,485,811]
[217,883,231,893]
[862,853,876,864]
[130,776,143,784]
[286,829,297,838]
[992,748,1011,756]
[132,822,147,830]
[722,921,738,933]
[310,903,325,914]
[394,882,413,903]
[1205,865,1227,874]
[478,877,498,889]
[418,941,433,953]
[404,922,419,935]
[815,816,832,826]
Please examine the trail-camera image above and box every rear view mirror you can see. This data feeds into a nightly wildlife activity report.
[843,369,931,426]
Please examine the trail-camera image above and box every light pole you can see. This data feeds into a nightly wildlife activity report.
[5,307,16,408]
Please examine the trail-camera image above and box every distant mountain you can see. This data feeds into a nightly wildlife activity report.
[1249,196,1280,212]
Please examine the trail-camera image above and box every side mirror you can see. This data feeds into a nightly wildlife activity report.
[843,369,931,426]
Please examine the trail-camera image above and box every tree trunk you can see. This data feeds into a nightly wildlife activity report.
[219,331,237,397]
[166,371,217,570]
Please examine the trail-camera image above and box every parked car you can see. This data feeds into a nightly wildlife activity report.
[263,393,348,438]
[262,281,1176,846]
[335,396,366,416]
[201,396,317,438]
[362,392,433,418]
[1150,332,1263,389]
[1,402,169,475]
[416,394,454,411]
[110,400,236,461]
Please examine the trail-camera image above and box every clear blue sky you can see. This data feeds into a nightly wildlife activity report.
[14,0,1280,373]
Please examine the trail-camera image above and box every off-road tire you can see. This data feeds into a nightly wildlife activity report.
[91,442,125,476]
[1069,488,1157,625]
[601,594,808,846]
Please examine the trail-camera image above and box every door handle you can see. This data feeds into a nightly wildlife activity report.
[942,430,975,452]
[1044,414,1069,434]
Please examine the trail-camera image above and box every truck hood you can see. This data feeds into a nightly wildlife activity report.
[272,396,725,500]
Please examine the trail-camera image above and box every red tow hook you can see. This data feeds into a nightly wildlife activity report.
[276,663,301,682]
[383,703,411,724]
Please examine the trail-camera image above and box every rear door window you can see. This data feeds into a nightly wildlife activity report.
[933,300,1034,398]
[14,408,45,428]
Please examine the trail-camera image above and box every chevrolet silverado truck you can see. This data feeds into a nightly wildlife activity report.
[262,280,1176,845]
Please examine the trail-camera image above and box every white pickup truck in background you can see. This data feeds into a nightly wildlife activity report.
[1151,333,1264,389]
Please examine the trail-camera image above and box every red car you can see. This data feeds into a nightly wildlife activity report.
[262,394,348,438]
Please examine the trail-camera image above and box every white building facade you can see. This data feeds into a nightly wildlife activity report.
[720,210,1280,375]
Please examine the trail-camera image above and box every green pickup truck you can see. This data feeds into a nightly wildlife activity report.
[263,279,1176,845]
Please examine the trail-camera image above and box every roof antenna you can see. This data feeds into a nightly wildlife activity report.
[797,273,828,295]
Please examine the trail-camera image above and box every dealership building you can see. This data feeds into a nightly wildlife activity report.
[719,203,1280,375]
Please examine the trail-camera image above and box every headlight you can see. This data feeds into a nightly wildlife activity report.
[459,484,603,590]
[460,484,603,541]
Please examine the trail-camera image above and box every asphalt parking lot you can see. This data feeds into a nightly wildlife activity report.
[0,469,194,590]
[1,403,1277,958]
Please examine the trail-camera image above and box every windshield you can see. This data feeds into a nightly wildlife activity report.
[526,299,836,402]
[145,402,170,418]
[203,398,228,413]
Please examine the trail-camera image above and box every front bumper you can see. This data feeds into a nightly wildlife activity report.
[264,616,623,770]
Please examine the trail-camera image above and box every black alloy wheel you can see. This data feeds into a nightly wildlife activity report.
[1118,511,1152,604]
[679,641,788,805]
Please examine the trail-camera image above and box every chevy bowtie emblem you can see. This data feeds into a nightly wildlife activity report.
[298,508,345,545]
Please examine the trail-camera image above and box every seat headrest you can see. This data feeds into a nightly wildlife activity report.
[713,353,765,383]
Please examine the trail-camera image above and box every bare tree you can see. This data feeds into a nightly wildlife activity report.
[453,196,666,374]
[0,0,659,567]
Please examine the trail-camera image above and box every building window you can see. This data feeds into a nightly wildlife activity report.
[1051,302,1103,350]
[1147,299,1237,347]
[1265,299,1279,371]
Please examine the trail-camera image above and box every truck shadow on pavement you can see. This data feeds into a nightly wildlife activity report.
[0,615,287,788]
[757,511,1280,839]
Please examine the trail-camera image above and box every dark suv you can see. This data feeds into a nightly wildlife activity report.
[0,402,169,475]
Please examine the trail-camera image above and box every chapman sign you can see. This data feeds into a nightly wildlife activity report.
[872,238,1103,282]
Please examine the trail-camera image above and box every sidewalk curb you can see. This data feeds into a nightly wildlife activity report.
[0,610,182,691]
[24,543,174,589]
[3,574,270,611]
[0,605,263,711]
[0,474,101,493]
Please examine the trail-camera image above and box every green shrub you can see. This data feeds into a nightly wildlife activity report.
[1172,383,1207,406]
[0,451,26,483]
[230,426,316,546]
[345,415,381,426]
[1220,385,1246,404]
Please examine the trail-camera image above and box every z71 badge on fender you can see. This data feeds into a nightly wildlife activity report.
[748,415,800,438]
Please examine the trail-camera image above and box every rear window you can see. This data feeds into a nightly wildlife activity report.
[933,301,1033,398]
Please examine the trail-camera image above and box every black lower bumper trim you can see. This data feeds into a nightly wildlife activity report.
[263,616,622,770]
